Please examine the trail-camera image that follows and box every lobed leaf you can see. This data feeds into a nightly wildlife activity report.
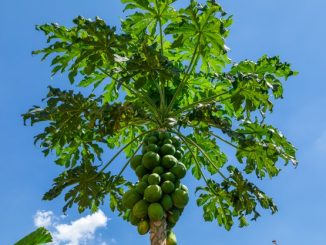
[165,0,231,72]
[23,87,149,168]
[33,16,131,101]
[43,163,127,214]
[196,166,277,230]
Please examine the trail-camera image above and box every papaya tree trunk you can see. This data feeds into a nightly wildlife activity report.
[150,218,167,245]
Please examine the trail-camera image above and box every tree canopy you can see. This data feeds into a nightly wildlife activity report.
[23,0,298,233]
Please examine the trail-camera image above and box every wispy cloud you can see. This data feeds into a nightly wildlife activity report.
[34,210,111,245]
[34,210,54,228]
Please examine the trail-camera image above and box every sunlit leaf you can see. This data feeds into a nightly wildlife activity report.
[15,227,52,245]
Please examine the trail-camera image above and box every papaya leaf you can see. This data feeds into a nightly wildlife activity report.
[196,166,277,230]
[218,55,298,120]
[165,0,231,72]
[15,227,52,245]
[23,87,149,168]
[33,16,131,100]
[122,0,177,38]
[233,120,297,178]
[189,131,228,175]
[43,163,127,214]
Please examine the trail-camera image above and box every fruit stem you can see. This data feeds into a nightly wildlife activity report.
[150,217,167,245]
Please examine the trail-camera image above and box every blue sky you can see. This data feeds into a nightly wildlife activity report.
[1,0,326,244]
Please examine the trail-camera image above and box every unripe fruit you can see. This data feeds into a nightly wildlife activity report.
[148,173,161,185]
[136,181,148,195]
[138,220,150,235]
[161,194,173,211]
[161,180,175,194]
[148,203,164,221]
[167,231,177,245]
[170,162,187,179]
[144,185,163,203]
[148,136,158,144]
[147,143,159,153]
[172,189,189,209]
[135,165,148,178]
[132,200,149,219]
[130,155,142,170]
[162,155,178,169]
[142,151,160,170]
[160,144,176,156]
[153,166,165,175]
[162,172,176,182]
[122,189,141,209]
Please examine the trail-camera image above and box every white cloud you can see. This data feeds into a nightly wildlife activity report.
[34,210,54,228]
[52,210,108,245]
[33,210,110,245]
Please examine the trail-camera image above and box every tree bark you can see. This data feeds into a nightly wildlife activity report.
[150,218,167,245]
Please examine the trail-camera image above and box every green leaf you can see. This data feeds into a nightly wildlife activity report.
[190,131,227,175]
[103,81,118,103]
[34,16,130,94]
[15,227,52,245]
[222,55,298,119]
[196,166,277,230]
[122,0,177,39]
[43,163,127,213]
[23,87,149,168]
[234,120,297,178]
[165,0,231,72]
[191,164,202,180]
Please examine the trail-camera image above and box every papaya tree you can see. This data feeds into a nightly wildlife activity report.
[23,0,298,244]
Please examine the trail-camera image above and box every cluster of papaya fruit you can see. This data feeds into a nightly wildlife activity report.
[122,131,189,244]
